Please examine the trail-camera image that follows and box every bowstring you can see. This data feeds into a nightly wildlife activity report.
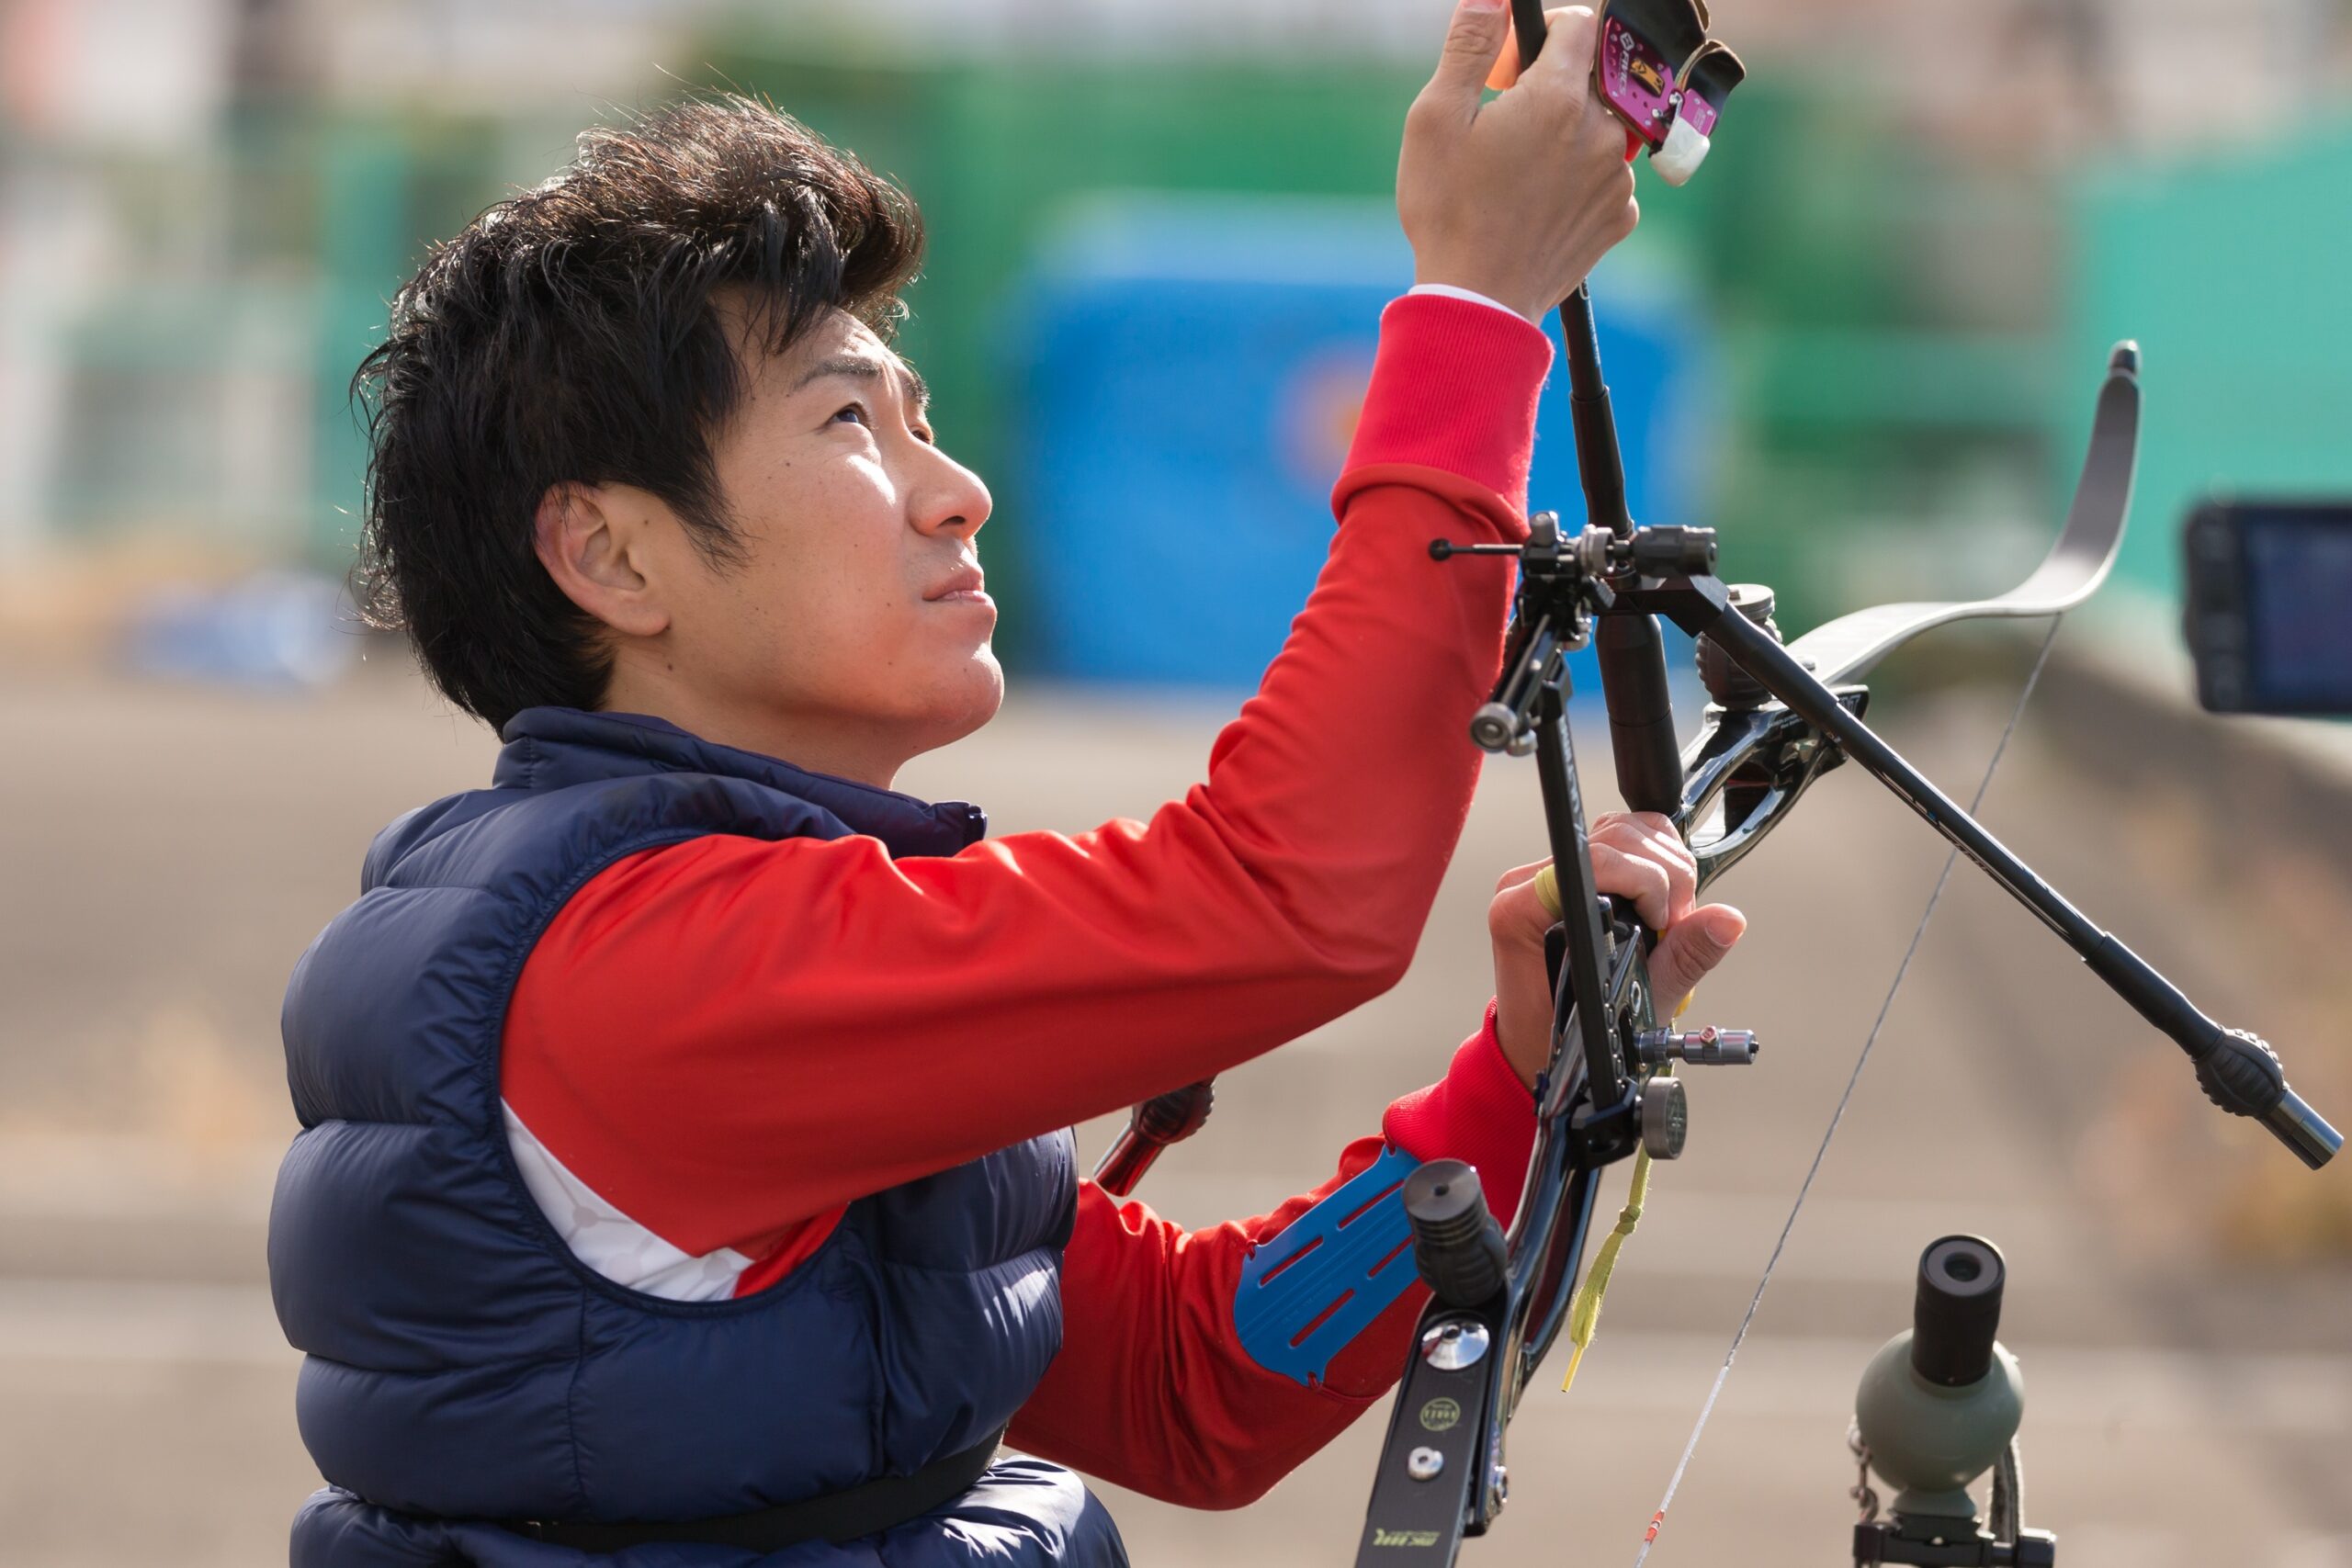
[1629,615,2067,1565]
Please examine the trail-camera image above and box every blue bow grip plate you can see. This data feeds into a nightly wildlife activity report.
[1233,1144,1422,1385]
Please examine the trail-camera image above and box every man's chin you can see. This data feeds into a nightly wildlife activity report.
[961,659,1008,735]
[921,657,1006,750]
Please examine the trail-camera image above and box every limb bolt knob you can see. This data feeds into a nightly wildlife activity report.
[1639,1077,1689,1159]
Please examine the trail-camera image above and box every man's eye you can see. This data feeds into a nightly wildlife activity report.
[831,403,872,428]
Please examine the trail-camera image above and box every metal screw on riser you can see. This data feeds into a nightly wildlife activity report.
[1634,1025,1760,1066]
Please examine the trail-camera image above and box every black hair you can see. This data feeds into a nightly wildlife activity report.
[351,95,925,729]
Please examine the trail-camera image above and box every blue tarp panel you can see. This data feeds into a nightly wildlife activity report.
[1011,197,1710,690]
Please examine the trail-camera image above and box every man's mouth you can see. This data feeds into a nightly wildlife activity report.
[924,566,989,604]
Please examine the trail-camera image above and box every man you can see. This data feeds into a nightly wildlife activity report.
[271,3,1745,1562]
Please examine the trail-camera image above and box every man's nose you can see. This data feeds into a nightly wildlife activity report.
[912,446,991,539]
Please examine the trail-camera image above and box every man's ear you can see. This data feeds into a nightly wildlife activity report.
[533,482,673,639]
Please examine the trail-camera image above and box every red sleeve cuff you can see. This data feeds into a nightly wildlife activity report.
[1381,999,1539,1227]
[1335,293,1553,516]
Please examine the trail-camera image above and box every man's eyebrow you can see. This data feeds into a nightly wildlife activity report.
[790,354,932,416]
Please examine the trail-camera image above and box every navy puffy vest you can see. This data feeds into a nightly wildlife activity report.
[270,707,1126,1566]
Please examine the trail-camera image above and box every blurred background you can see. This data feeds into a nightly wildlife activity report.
[1,0,2349,1563]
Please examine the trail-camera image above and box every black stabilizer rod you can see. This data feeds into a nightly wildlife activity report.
[1598,615,1686,816]
[1696,604,2343,1169]
[1562,289,1687,816]
[1092,1081,1215,1198]
[1561,290,1633,536]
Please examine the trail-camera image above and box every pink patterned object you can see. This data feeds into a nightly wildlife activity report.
[1677,86,1722,139]
[1588,0,1747,186]
[1597,10,1684,149]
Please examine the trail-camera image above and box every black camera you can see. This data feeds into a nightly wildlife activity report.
[2183,500,2352,716]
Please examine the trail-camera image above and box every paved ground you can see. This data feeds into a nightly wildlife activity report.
[0,652,2346,1567]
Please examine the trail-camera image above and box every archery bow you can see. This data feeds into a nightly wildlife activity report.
[1341,4,2341,1562]
[1096,5,2340,1561]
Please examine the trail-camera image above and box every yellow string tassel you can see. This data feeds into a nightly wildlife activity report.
[1529,856,1695,1393]
[1559,998,1690,1393]
[1559,1081,1659,1393]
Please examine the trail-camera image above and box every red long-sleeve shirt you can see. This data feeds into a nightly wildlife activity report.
[499,292,1553,1507]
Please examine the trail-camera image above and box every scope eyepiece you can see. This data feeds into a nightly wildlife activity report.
[1911,1235,2006,1388]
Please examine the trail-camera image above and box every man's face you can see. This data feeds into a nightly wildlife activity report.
[663,308,1002,769]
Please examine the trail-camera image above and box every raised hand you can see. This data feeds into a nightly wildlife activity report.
[1396,1,1641,322]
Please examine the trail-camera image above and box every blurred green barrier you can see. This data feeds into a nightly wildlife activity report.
[2064,118,2352,609]
[17,47,2112,675]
